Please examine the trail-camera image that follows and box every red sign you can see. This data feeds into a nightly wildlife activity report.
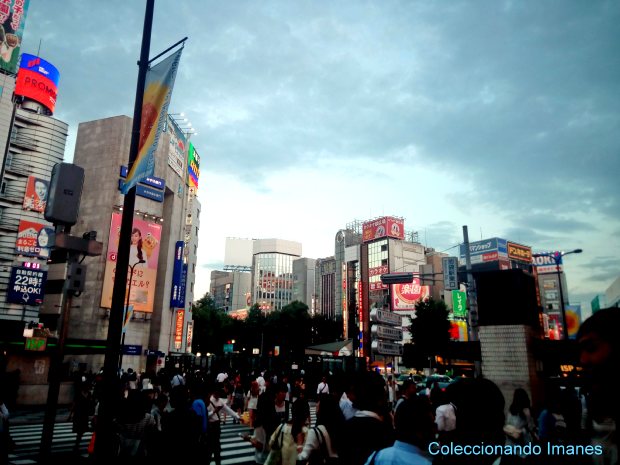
[362,216,405,243]
[482,251,499,262]
[15,220,54,258]
[15,54,60,114]
[368,265,389,277]
[174,310,185,346]
[391,279,430,311]
[22,176,48,212]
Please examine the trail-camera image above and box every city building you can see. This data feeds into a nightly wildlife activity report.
[210,270,251,313]
[63,114,200,372]
[604,276,620,308]
[292,257,315,307]
[251,239,302,312]
[314,256,335,317]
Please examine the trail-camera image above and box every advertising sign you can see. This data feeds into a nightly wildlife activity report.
[452,290,467,318]
[22,175,48,212]
[170,241,187,308]
[7,266,46,305]
[391,279,430,311]
[442,257,458,290]
[15,220,54,258]
[459,237,508,261]
[174,309,184,349]
[532,254,563,274]
[15,53,59,114]
[188,142,200,189]
[507,242,532,263]
[565,305,582,340]
[120,166,165,190]
[24,337,46,351]
[121,49,183,193]
[100,212,162,312]
[167,115,187,179]
[368,265,389,277]
[186,321,193,353]
[0,0,29,75]
[362,216,405,243]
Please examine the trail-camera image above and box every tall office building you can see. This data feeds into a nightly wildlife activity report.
[251,239,302,312]
[292,257,316,308]
[64,114,201,370]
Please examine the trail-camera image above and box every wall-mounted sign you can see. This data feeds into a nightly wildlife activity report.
[507,242,532,263]
[7,266,47,305]
[391,280,430,311]
[362,216,404,243]
[442,257,458,290]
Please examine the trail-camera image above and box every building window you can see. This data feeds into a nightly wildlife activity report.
[191,282,194,292]
[192,263,195,273]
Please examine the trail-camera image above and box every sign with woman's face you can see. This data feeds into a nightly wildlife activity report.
[15,220,53,258]
[23,176,49,213]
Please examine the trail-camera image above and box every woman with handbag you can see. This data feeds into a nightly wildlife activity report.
[265,398,308,465]
[298,394,344,465]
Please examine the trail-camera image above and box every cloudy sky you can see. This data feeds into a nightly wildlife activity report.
[20,1,619,312]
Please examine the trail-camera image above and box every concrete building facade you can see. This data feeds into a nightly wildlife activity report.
[292,257,316,308]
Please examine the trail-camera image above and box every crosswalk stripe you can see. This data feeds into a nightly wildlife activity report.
[9,407,316,465]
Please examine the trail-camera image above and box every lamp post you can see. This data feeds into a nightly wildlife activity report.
[533,249,582,340]
[119,259,145,371]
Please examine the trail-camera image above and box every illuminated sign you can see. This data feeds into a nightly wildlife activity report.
[507,242,532,263]
[391,279,430,311]
[452,290,467,318]
[15,53,59,114]
[188,142,200,189]
[174,310,185,349]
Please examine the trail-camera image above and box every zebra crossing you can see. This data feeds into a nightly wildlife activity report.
[8,406,317,465]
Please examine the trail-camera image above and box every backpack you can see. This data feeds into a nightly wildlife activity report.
[308,426,339,465]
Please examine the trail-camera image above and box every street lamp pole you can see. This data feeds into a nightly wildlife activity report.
[119,259,145,371]
[534,249,582,340]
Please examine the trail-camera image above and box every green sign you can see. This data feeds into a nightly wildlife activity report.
[223,343,233,353]
[25,337,47,352]
[452,290,467,318]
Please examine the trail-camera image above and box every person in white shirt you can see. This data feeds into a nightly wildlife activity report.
[316,376,329,396]
[216,372,228,383]
[207,385,241,465]
[170,371,185,388]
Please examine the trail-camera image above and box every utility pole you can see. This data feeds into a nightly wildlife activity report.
[462,226,481,377]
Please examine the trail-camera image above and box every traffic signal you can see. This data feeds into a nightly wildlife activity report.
[67,262,87,294]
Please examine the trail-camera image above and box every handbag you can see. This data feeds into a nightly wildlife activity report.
[87,432,96,455]
[265,424,285,465]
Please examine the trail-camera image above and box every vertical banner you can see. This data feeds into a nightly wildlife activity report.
[100,212,162,312]
[0,0,29,75]
[565,305,582,340]
[121,48,183,193]
[187,142,200,189]
[174,309,184,350]
[186,321,193,354]
[442,257,458,291]
[452,290,468,318]
[122,305,134,334]
[170,241,186,307]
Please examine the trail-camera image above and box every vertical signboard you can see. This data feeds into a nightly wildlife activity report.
[442,257,458,290]
[100,212,162,312]
[0,0,29,75]
[167,115,187,179]
[186,321,193,353]
[187,142,200,189]
[170,241,186,308]
[174,309,185,350]
[341,263,347,338]
[358,280,364,357]
[452,290,467,318]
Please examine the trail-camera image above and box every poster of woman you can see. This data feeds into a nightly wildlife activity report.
[100,212,162,313]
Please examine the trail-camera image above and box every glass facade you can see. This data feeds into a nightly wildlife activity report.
[367,239,389,308]
[252,252,296,311]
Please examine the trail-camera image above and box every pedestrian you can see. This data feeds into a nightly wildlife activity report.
[577,307,619,465]
[247,380,261,427]
[67,382,94,454]
[298,393,344,465]
[266,398,308,465]
[364,395,435,465]
[206,383,241,465]
[114,389,156,461]
[434,388,457,443]
[317,376,330,396]
[0,395,13,465]
[393,379,416,415]
[386,375,398,412]
[339,371,395,465]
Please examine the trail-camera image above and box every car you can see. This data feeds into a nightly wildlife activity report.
[416,374,454,394]
[396,373,425,386]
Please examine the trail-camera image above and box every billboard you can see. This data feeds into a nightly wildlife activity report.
[507,242,532,263]
[22,175,48,212]
[15,53,59,114]
[188,142,200,189]
[362,216,405,243]
[174,309,185,349]
[100,212,162,312]
[391,279,430,311]
[0,0,29,75]
[7,265,46,305]
[532,253,563,274]
[167,115,187,179]
[15,220,54,258]
[459,237,508,264]
[452,290,467,318]
[565,305,582,340]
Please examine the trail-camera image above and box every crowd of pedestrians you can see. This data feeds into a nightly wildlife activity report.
[1,307,616,465]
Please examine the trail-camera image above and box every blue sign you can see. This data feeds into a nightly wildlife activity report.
[119,166,165,190]
[170,241,187,307]
[459,237,509,258]
[122,345,142,355]
[118,179,164,202]
[7,267,47,305]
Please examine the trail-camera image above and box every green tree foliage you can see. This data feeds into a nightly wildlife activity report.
[192,294,234,354]
[406,297,451,363]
